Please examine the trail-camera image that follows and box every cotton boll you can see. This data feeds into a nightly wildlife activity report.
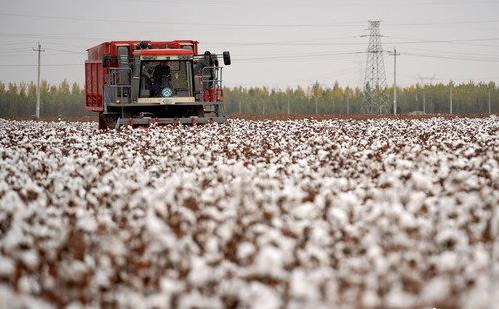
[77,215,97,233]
[328,207,348,226]
[239,282,281,309]
[92,269,111,289]
[289,270,320,300]
[461,276,492,309]
[66,301,87,309]
[188,257,212,286]
[0,284,53,309]
[253,246,284,278]
[398,211,418,230]
[362,289,381,308]
[18,275,40,294]
[237,242,256,261]
[435,228,467,250]
[411,172,433,192]
[309,225,330,247]
[0,256,15,277]
[437,251,459,272]
[19,250,39,270]
[0,190,24,210]
[291,203,317,220]
[176,289,223,309]
[160,276,185,295]
[145,209,170,245]
[385,286,417,308]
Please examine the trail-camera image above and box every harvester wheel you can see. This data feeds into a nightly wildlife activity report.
[98,113,119,130]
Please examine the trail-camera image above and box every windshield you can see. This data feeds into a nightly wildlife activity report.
[139,60,193,98]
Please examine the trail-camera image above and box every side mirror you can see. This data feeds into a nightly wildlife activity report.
[223,51,231,66]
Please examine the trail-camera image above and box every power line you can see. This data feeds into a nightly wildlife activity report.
[404,52,499,63]
[121,0,499,6]
[0,64,81,67]
[3,12,499,28]
[44,47,86,54]
[205,37,499,47]
[236,51,365,61]
[205,36,360,46]
[386,35,499,47]
[395,46,499,58]
[384,19,499,26]
[237,57,363,65]
[0,41,36,46]
[2,29,499,49]
[0,12,364,28]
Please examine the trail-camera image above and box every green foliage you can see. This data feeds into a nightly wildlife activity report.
[0,80,496,117]
[0,80,91,117]
[224,81,497,115]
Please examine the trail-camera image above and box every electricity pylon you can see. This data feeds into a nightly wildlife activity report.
[362,20,389,114]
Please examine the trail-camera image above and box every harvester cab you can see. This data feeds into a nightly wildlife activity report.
[84,40,231,129]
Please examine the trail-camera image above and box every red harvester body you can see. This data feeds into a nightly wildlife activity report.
[85,40,231,129]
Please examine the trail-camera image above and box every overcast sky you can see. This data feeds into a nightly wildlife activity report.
[1,0,498,88]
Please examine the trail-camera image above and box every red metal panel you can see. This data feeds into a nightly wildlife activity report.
[172,40,199,54]
[87,40,200,58]
[87,42,110,61]
[85,61,104,112]
[84,40,202,113]
[132,49,194,56]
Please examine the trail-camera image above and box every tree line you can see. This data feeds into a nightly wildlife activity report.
[0,80,496,117]
[224,81,497,115]
[0,80,91,117]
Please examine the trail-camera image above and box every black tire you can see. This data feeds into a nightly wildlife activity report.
[98,113,119,130]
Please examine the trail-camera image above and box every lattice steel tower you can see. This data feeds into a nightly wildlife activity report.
[363,20,389,113]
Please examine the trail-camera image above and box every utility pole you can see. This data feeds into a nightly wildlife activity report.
[315,97,318,115]
[415,91,418,105]
[489,91,492,114]
[346,96,350,115]
[33,42,45,119]
[423,93,426,114]
[274,95,278,116]
[418,75,437,114]
[450,85,453,114]
[388,48,400,114]
[287,94,290,115]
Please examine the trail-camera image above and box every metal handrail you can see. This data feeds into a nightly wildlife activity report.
[200,66,224,102]
[106,67,132,103]
[108,67,132,86]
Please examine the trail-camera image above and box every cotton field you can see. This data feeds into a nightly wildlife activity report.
[0,117,498,309]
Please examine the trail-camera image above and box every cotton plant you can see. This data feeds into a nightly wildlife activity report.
[0,117,497,308]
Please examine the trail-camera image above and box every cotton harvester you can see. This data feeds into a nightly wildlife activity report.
[84,40,231,129]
